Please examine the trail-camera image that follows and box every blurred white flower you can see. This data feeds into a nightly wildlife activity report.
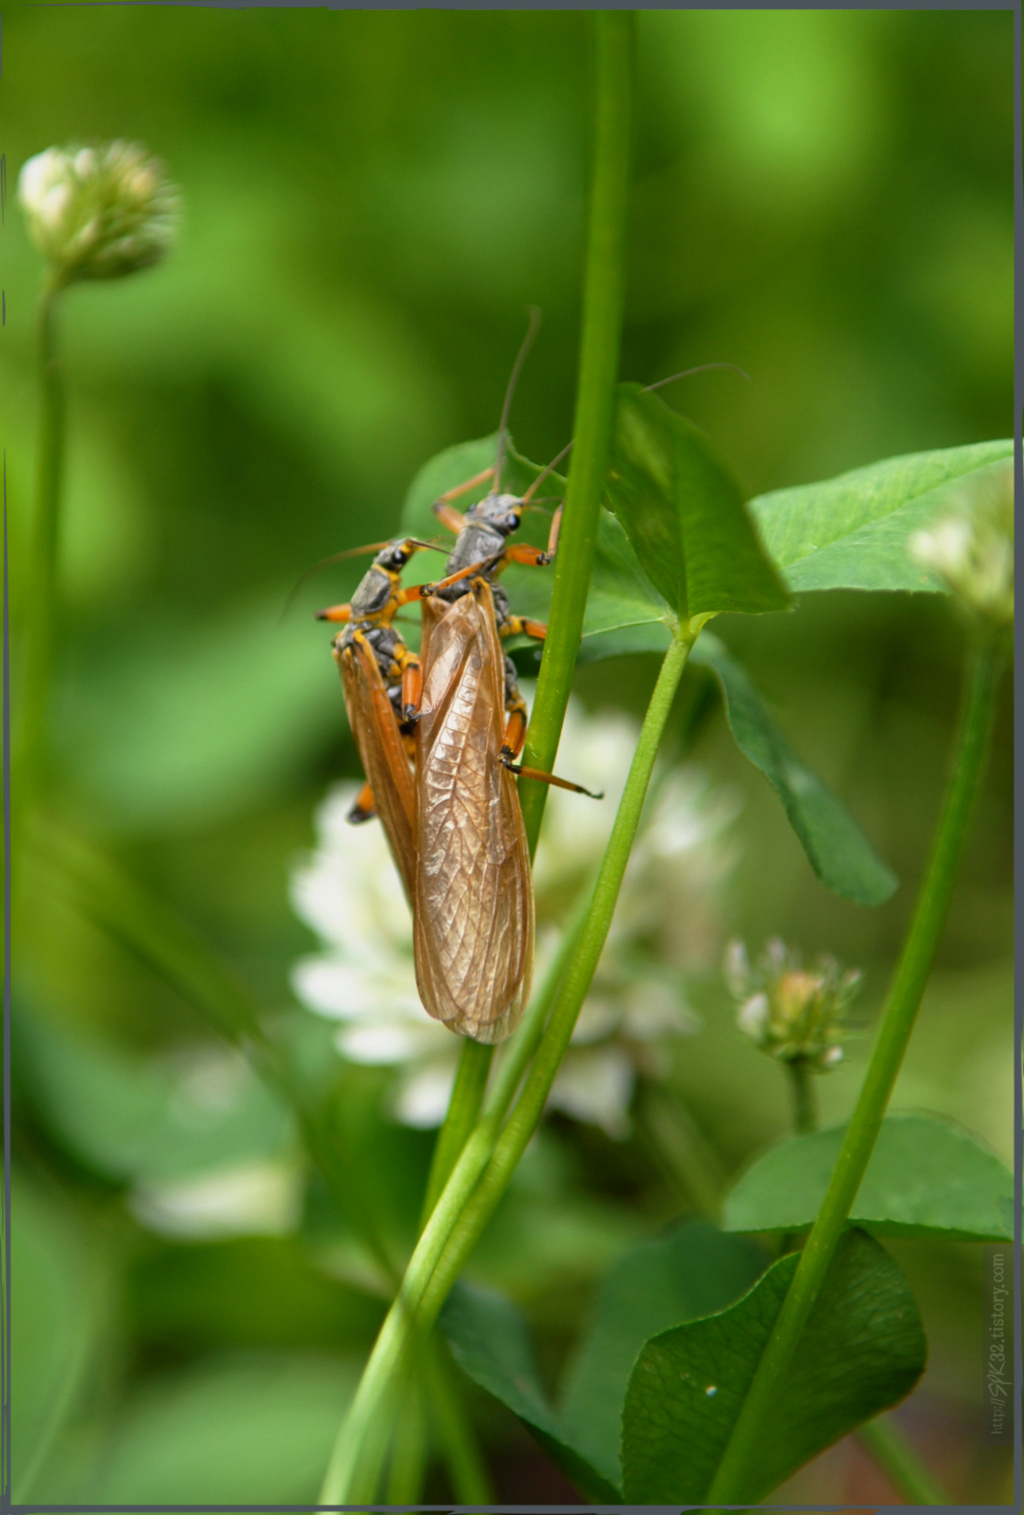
[19,140,179,285]
[290,694,738,1139]
[910,458,1013,625]
[130,1159,303,1240]
[725,937,861,1070]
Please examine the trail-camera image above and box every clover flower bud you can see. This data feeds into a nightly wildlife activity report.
[18,140,179,286]
[725,936,861,1071]
[910,458,1013,626]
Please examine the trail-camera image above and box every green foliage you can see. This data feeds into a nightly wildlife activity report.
[724,1111,1013,1241]
[441,1220,766,1498]
[691,632,897,905]
[749,440,1013,594]
[12,1177,111,1501]
[17,1012,295,1187]
[87,1356,359,1503]
[620,1229,925,1502]
[605,382,789,619]
[131,1237,386,1353]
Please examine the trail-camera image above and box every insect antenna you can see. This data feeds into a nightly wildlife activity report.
[522,438,574,504]
[279,538,445,621]
[643,361,751,394]
[493,306,542,491]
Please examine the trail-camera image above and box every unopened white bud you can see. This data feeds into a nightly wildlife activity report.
[19,139,179,286]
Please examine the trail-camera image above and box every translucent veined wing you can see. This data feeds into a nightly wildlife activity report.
[337,635,417,902]
[414,582,534,1043]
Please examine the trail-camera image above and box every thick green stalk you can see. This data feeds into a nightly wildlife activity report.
[421,1040,494,1227]
[779,1024,949,1501]
[518,9,632,851]
[383,1375,427,1503]
[708,629,1003,1503]
[318,633,691,1504]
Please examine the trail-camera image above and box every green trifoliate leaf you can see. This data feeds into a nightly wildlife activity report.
[605,383,789,620]
[749,439,1013,594]
[691,634,897,905]
[724,1111,1013,1242]
[440,1222,766,1501]
[620,1229,925,1503]
[557,1221,766,1490]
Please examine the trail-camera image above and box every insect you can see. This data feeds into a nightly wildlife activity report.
[315,536,439,897]
[318,316,598,1043]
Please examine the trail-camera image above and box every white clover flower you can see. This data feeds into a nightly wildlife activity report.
[18,140,179,285]
[725,936,861,1071]
[910,458,1013,626]
[130,1159,303,1240]
[290,696,737,1139]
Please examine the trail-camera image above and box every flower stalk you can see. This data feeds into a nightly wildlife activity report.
[518,8,633,851]
[708,625,1004,1502]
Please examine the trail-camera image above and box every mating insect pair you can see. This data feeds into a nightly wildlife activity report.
[316,411,599,1044]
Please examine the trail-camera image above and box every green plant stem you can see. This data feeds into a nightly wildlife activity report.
[787,1057,817,1135]
[319,631,691,1504]
[518,8,633,852]
[708,628,1003,1504]
[856,1416,949,1505]
[421,1040,494,1228]
[18,285,64,804]
[779,1046,948,1499]
[383,1373,428,1503]
[424,1335,495,1505]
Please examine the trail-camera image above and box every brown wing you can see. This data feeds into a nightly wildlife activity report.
[337,637,417,902]
[414,584,534,1043]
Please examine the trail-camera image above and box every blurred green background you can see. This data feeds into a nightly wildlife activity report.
[6,7,1013,1504]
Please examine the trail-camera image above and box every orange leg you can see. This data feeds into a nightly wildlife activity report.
[503,541,555,569]
[347,780,377,823]
[315,602,353,623]
[498,699,601,798]
[400,657,422,722]
[500,750,603,799]
[500,616,547,642]
[418,554,504,599]
[502,704,528,759]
